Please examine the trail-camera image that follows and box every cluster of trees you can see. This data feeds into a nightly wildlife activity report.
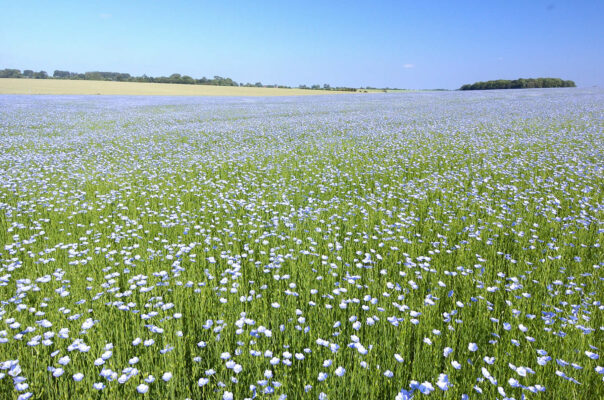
[460,78,575,90]
[1,68,359,90]
[54,70,241,86]
[360,86,402,90]
[298,84,357,92]
[0,68,48,79]
[2,68,264,87]
[240,82,291,88]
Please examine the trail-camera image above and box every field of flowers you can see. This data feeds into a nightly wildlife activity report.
[0,89,602,400]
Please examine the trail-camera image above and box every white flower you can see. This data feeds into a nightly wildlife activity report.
[198,378,209,386]
[73,373,84,382]
[162,372,172,382]
[137,384,148,394]
[81,318,95,330]
[436,374,450,391]
[335,366,345,377]
[418,381,434,394]
[586,351,599,360]
[395,389,414,400]
[468,343,478,352]
[483,356,495,365]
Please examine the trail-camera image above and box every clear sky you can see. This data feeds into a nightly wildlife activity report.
[1,1,603,89]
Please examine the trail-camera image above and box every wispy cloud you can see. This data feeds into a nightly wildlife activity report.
[99,13,112,19]
[403,64,415,69]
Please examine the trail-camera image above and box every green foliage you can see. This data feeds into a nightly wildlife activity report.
[0,69,22,78]
[3,68,242,87]
[460,78,576,90]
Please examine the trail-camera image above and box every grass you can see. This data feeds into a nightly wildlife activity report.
[0,78,352,96]
[0,89,602,400]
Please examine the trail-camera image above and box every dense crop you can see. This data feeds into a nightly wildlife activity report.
[0,89,602,399]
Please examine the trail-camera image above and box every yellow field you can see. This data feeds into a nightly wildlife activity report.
[0,78,352,96]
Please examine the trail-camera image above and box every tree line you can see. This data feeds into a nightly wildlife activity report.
[460,78,575,90]
[0,68,49,79]
[0,68,358,91]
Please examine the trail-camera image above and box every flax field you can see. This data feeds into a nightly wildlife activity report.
[0,89,602,399]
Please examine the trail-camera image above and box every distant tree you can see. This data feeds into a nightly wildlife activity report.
[53,70,72,78]
[323,84,331,90]
[23,70,34,78]
[181,75,195,84]
[85,71,102,80]
[34,70,48,79]
[168,73,182,83]
[254,82,263,87]
[0,69,22,78]
[116,73,131,82]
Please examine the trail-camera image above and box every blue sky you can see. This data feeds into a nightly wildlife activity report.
[1,1,603,89]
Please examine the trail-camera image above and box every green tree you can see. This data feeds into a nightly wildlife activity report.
[0,69,22,78]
